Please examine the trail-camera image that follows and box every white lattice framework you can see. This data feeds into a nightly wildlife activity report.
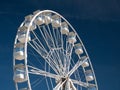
[13,10,98,90]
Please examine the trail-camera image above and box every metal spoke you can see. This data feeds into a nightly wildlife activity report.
[71,79,96,88]
[28,41,59,74]
[68,57,88,76]
[28,41,48,58]
[31,30,48,52]
[38,25,54,49]
[28,65,61,79]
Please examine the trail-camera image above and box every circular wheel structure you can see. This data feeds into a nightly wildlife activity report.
[13,10,98,90]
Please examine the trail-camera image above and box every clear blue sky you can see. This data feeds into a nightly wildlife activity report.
[0,0,120,90]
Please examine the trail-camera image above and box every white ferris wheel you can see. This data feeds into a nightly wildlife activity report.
[13,10,98,90]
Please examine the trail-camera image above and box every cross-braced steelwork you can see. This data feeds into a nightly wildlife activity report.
[13,10,98,90]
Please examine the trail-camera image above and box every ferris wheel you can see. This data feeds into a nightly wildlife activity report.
[13,10,98,90]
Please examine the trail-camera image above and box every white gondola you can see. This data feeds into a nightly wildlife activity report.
[74,43,83,54]
[82,61,89,67]
[85,70,94,81]
[52,15,61,28]
[80,56,89,67]
[34,15,45,25]
[61,22,69,35]
[24,14,36,31]
[14,43,25,60]
[14,64,27,83]
[18,26,31,43]
[44,12,52,24]
[68,32,76,44]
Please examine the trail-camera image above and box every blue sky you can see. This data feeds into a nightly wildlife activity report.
[0,0,120,90]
